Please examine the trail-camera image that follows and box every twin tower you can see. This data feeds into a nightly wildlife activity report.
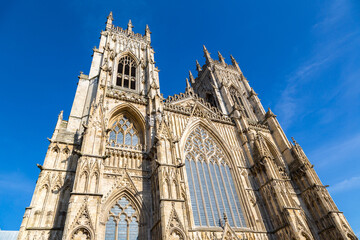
[18,13,357,240]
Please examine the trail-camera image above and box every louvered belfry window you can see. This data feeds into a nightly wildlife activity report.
[116,55,136,90]
[184,126,246,227]
[105,197,139,240]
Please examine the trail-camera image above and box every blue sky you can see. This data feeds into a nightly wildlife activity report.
[0,0,359,235]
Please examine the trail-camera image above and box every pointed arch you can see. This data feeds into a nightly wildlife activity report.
[116,52,139,90]
[102,187,148,224]
[69,226,93,240]
[118,51,140,66]
[181,121,247,228]
[258,133,281,159]
[89,172,99,193]
[78,171,89,193]
[102,188,147,240]
[107,103,145,135]
[180,119,237,169]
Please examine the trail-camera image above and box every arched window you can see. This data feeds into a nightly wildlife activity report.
[229,87,249,118]
[184,126,246,228]
[117,56,137,90]
[105,197,139,240]
[108,114,140,150]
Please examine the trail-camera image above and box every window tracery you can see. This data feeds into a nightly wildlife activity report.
[229,87,249,118]
[117,56,137,90]
[105,197,139,240]
[184,126,246,228]
[72,228,91,240]
[108,114,140,150]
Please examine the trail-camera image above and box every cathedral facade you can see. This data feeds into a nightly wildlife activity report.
[18,13,357,240]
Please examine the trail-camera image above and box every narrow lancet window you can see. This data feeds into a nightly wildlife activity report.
[184,126,246,228]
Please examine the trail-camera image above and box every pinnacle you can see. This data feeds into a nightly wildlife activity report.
[186,78,191,88]
[196,60,202,72]
[218,51,223,59]
[203,45,212,63]
[203,45,208,53]
[107,11,113,21]
[127,19,134,31]
[145,24,151,33]
[189,70,195,83]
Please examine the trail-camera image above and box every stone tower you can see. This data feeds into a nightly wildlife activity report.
[18,13,357,240]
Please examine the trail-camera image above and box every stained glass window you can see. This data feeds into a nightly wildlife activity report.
[108,115,140,150]
[105,197,139,240]
[184,126,246,228]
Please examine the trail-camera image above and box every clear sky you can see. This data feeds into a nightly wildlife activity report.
[0,0,359,235]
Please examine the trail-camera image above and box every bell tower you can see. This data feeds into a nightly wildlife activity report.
[191,46,266,123]
[18,12,162,240]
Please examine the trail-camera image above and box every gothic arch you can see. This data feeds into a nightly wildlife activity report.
[168,227,186,240]
[101,188,147,240]
[107,103,145,135]
[117,51,140,66]
[258,133,285,167]
[69,226,94,240]
[180,120,247,228]
[180,119,237,170]
[101,188,148,224]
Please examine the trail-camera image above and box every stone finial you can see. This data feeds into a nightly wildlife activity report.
[291,137,297,145]
[127,19,134,33]
[145,24,151,42]
[196,60,202,72]
[203,45,212,63]
[218,51,225,65]
[106,12,113,30]
[189,70,195,84]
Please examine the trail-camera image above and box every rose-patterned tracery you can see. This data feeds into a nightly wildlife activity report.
[184,126,246,228]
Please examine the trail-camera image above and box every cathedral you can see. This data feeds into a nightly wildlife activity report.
[18,13,357,240]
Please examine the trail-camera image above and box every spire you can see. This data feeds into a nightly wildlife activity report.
[196,60,202,72]
[106,12,113,30]
[203,45,212,64]
[230,54,242,73]
[127,19,134,33]
[145,24,151,42]
[218,51,225,65]
[189,70,195,84]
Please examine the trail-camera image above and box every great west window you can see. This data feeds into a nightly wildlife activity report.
[184,126,246,228]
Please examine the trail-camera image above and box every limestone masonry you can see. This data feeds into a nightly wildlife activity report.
[18,12,357,240]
